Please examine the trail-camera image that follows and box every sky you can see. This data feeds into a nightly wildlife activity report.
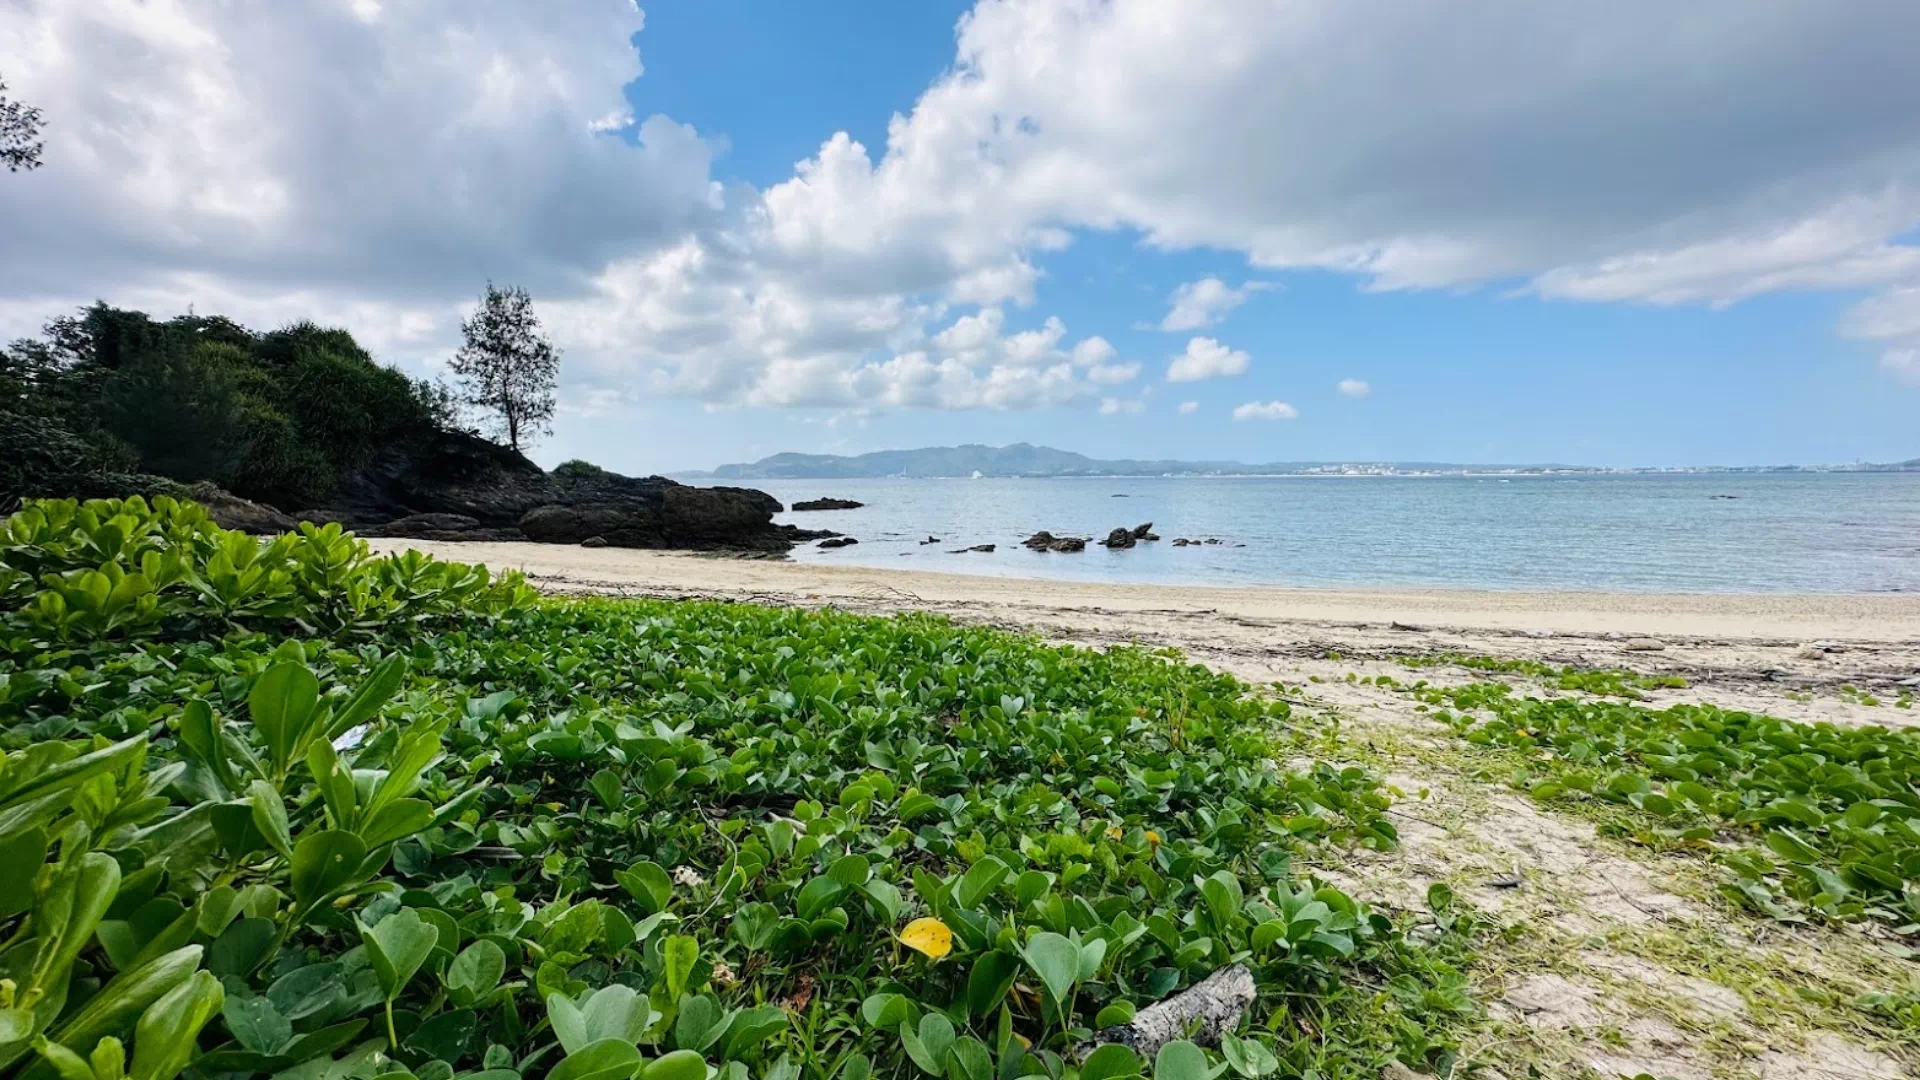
[3,1,1920,472]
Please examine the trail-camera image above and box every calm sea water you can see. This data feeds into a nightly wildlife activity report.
[728,473,1920,594]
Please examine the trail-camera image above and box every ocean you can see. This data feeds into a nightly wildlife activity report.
[731,473,1920,594]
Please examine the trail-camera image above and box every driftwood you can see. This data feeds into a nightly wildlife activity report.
[1075,964,1255,1060]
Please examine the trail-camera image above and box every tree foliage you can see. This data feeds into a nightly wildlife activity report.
[2,304,454,508]
[0,76,45,173]
[449,282,560,452]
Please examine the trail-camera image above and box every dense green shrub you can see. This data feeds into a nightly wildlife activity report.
[0,500,1474,1080]
[0,496,537,651]
[0,408,179,505]
[2,305,457,508]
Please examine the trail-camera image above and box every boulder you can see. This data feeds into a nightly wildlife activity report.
[581,536,608,548]
[949,543,995,553]
[1023,531,1089,552]
[920,536,941,545]
[818,536,859,549]
[290,509,370,527]
[1130,522,1156,540]
[791,497,864,511]
[188,483,297,535]
[1100,527,1137,549]
[518,481,794,552]
[361,512,482,538]
[1622,637,1667,652]
[1172,538,1191,546]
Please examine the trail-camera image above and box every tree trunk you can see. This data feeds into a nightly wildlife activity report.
[1075,964,1256,1060]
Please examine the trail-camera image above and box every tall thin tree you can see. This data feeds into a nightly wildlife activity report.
[0,77,45,172]
[449,283,560,453]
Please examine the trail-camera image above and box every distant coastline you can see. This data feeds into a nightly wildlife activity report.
[685,442,1920,480]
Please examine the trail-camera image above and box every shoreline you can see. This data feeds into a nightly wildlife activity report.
[367,539,1920,642]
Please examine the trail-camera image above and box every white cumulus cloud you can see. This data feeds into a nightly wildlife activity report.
[1166,337,1251,383]
[1232,400,1299,422]
[1157,277,1270,331]
[8,0,1920,410]
[1880,349,1920,387]
[1098,396,1145,415]
[1177,400,1199,415]
[1337,378,1372,398]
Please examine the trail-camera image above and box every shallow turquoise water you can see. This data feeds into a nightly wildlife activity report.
[730,473,1920,594]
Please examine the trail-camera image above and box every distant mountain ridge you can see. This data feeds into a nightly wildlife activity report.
[691,443,1920,479]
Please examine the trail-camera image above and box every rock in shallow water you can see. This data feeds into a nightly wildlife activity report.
[1023,531,1088,552]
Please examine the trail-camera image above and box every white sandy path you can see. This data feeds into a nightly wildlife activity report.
[369,540,1920,642]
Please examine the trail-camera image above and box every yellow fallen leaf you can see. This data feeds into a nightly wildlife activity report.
[900,917,953,959]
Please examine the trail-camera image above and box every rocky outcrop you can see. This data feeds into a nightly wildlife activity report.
[1099,522,1159,549]
[791,497,864,511]
[1022,531,1087,552]
[359,512,491,540]
[817,536,859,549]
[949,543,995,553]
[288,432,818,552]
[518,484,799,552]
[190,483,297,535]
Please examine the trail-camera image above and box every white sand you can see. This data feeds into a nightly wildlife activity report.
[368,539,1920,642]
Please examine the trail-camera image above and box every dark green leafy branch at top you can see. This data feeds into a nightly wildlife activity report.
[0,496,1476,1080]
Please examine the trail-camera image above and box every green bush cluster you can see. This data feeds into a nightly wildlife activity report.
[1420,681,1920,940]
[0,499,1473,1080]
[1,496,536,656]
[2,306,459,509]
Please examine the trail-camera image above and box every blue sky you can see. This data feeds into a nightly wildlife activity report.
[5,1,1919,471]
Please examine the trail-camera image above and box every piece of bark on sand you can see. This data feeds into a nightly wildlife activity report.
[1075,964,1255,1059]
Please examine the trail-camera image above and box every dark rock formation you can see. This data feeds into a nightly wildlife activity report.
[791,497,864,511]
[1022,531,1087,552]
[949,544,995,553]
[307,433,811,552]
[361,512,482,537]
[1172,537,1191,546]
[1130,522,1158,541]
[920,536,941,545]
[1100,527,1136,549]
[581,536,608,548]
[190,483,297,535]
[817,536,859,549]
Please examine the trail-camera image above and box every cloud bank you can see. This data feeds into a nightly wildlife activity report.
[5,0,1920,416]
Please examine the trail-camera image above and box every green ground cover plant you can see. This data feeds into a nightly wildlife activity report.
[1395,655,1686,699]
[0,497,1474,1080]
[1412,679,1920,945]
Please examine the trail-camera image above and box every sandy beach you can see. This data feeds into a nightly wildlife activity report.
[369,539,1919,639]
[370,538,1920,730]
